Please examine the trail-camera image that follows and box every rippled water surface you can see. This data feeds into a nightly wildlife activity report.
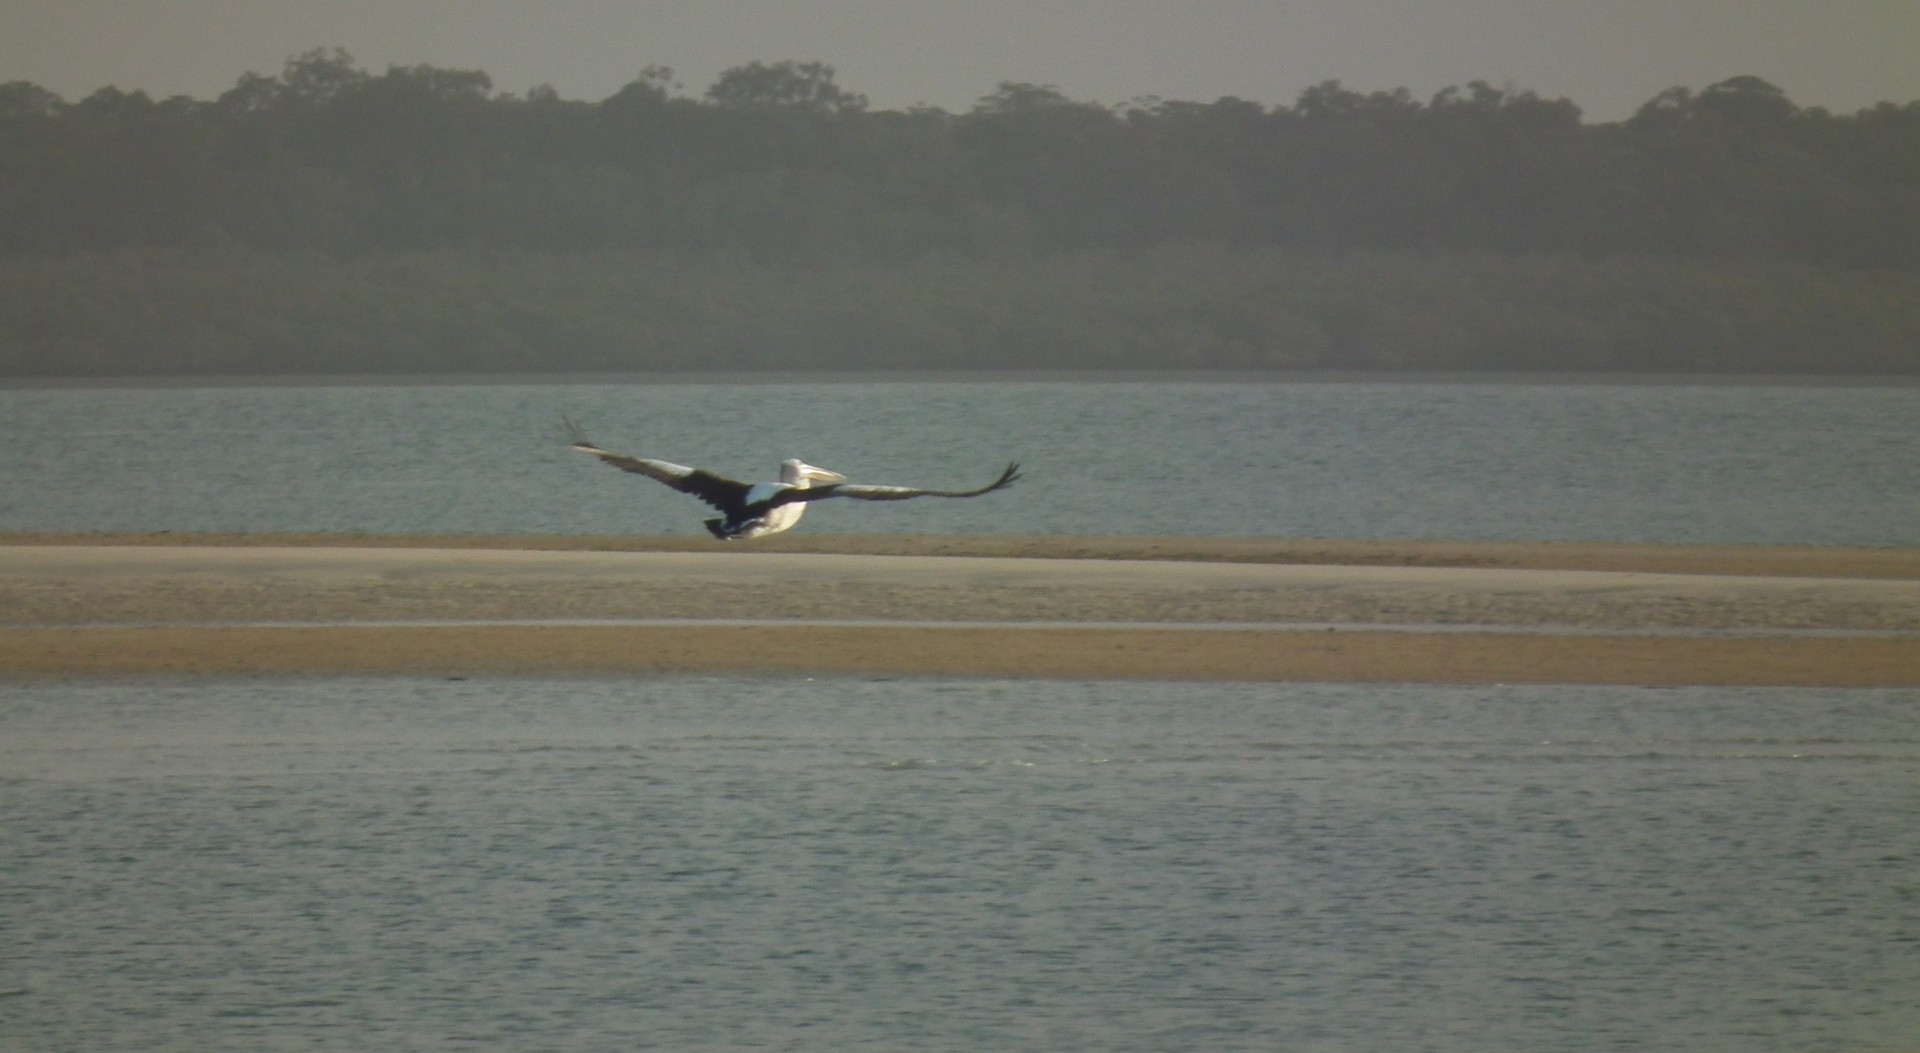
[2,378,1916,543]
[5,677,1918,1051]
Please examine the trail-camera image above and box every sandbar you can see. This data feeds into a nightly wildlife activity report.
[2,534,1916,684]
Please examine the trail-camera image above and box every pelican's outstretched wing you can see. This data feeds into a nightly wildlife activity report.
[564,419,752,512]
[772,462,1021,507]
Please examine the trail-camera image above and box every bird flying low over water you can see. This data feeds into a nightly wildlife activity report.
[564,419,1021,540]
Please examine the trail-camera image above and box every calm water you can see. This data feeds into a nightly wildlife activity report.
[1,378,1916,543]
[3,677,1918,1052]
[6,379,1918,1050]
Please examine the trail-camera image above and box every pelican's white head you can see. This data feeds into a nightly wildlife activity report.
[780,459,848,487]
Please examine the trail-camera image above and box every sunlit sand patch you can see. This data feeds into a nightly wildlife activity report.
[2,536,1916,684]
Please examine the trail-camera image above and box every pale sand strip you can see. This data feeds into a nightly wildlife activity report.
[8,531,1918,579]
[2,624,1916,685]
[6,544,1917,631]
[3,537,1916,684]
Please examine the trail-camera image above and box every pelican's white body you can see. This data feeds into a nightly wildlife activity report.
[731,459,848,539]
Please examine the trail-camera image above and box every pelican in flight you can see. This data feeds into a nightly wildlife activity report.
[565,420,1020,540]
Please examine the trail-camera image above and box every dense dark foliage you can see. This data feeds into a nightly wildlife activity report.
[2,52,1917,375]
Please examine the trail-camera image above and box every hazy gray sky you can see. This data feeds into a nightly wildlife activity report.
[7,0,1919,120]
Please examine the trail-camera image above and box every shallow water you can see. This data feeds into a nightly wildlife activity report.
[5,676,1918,1051]
[2,379,1916,543]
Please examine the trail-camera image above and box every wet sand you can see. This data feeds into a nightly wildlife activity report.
[3,534,1917,684]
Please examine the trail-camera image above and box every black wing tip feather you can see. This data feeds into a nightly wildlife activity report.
[558,414,640,470]
[562,415,629,464]
[560,413,598,450]
[973,461,1021,495]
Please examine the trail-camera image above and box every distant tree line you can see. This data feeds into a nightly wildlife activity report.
[2,51,1918,375]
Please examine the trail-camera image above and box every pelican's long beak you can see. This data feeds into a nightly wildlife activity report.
[799,462,848,484]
